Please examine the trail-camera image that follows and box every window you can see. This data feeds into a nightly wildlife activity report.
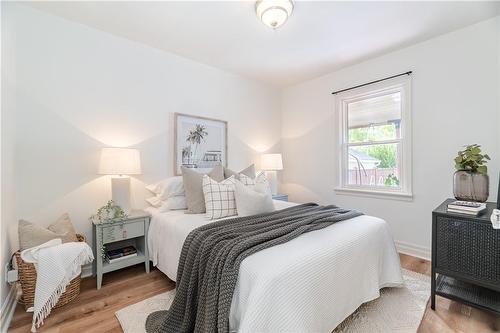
[335,76,412,198]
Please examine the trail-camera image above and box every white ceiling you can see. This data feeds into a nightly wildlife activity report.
[27,1,500,87]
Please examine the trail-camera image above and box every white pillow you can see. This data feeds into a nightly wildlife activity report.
[158,195,187,212]
[146,176,185,200]
[202,175,237,220]
[145,195,163,208]
[239,172,271,195]
[234,181,275,217]
[145,181,163,194]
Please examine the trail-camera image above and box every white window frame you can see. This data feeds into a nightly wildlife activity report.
[334,75,412,199]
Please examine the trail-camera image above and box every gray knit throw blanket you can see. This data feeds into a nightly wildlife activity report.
[146,203,362,333]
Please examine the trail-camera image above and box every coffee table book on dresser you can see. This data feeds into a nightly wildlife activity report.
[431,199,500,315]
[92,210,151,289]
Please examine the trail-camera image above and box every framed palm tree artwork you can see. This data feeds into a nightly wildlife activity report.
[174,113,228,175]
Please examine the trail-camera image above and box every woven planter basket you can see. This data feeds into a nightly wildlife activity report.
[15,234,85,310]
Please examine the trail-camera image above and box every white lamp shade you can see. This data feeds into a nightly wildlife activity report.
[261,153,283,171]
[98,148,142,175]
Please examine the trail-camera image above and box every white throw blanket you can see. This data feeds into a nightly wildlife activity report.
[21,239,94,332]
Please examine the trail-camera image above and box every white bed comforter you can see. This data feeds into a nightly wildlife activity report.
[147,201,403,333]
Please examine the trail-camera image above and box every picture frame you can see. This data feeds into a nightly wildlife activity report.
[174,113,228,175]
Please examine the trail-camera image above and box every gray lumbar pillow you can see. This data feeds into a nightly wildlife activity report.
[224,164,256,180]
[182,165,224,214]
[18,213,78,250]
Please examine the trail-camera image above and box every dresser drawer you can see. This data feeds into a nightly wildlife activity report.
[102,219,145,244]
[435,216,500,286]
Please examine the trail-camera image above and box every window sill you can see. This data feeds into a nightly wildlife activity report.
[334,187,413,201]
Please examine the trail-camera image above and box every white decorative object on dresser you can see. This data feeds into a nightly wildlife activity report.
[491,209,500,229]
[93,210,151,289]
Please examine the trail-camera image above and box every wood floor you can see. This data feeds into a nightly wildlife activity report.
[8,254,500,333]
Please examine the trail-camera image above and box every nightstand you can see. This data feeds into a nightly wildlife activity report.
[272,194,288,202]
[92,210,151,289]
[431,199,500,314]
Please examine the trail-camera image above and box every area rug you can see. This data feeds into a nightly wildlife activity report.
[116,269,430,333]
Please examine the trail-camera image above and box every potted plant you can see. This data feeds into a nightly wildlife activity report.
[384,173,400,187]
[453,144,490,202]
[89,200,128,224]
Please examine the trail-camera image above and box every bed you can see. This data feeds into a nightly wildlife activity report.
[146,200,403,333]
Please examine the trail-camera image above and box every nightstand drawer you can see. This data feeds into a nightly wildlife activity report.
[102,219,145,244]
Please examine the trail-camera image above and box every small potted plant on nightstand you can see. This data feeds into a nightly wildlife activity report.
[89,200,128,224]
[90,200,128,258]
[453,144,490,202]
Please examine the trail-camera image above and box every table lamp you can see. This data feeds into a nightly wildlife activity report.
[261,153,283,195]
[98,147,141,213]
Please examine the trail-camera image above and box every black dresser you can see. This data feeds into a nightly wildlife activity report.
[432,199,500,314]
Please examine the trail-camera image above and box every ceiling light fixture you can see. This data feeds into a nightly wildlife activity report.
[255,0,294,29]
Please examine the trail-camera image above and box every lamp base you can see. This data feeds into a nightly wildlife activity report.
[111,176,131,214]
[266,170,278,196]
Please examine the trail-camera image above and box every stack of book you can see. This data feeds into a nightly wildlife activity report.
[106,246,137,264]
[447,200,486,216]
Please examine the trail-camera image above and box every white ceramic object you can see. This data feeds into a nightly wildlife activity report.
[490,209,500,229]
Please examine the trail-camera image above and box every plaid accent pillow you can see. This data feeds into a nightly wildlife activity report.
[240,172,271,194]
[239,173,256,186]
[202,175,237,220]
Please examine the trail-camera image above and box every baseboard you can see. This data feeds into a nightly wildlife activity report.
[395,240,430,261]
[0,283,20,333]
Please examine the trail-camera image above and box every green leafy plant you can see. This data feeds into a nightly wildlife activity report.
[356,144,397,169]
[349,124,398,168]
[454,144,490,175]
[100,244,106,259]
[384,173,400,187]
[89,200,128,224]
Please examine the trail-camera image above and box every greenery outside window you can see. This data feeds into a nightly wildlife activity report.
[335,76,412,198]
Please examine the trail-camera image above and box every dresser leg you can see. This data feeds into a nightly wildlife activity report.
[431,271,436,310]
[145,260,150,274]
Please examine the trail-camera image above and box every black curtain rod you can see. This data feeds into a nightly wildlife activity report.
[331,71,412,95]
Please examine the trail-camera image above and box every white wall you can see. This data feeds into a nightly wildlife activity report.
[1,2,18,317]
[281,16,500,257]
[2,3,499,311]
[3,3,281,260]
